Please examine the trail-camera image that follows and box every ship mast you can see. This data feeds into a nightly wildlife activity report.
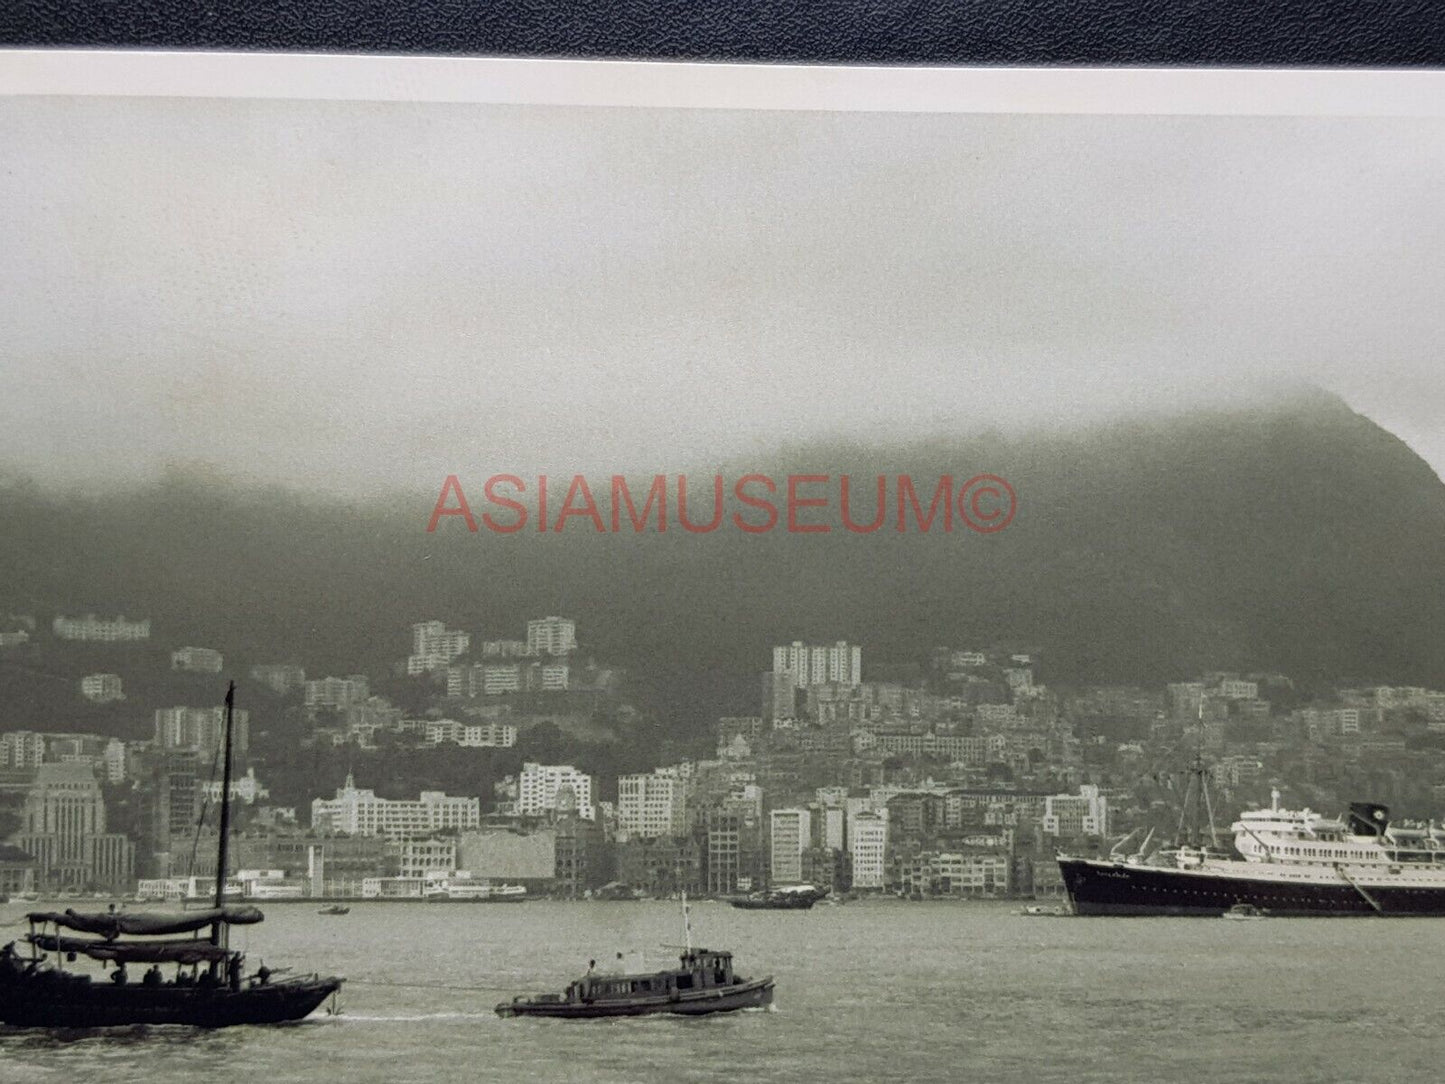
[212,681,236,945]
[1175,692,1219,849]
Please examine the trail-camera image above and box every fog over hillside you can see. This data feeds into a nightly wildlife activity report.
[3,390,1443,737]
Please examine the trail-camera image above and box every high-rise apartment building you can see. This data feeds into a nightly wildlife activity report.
[769,807,811,886]
[527,617,577,656]
[772,640,862,689]
[517,762,595,821]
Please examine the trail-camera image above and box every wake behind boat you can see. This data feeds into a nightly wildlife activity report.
[0,682,342,1028]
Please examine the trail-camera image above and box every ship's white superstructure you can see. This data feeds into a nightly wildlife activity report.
[1061,788,1445,915]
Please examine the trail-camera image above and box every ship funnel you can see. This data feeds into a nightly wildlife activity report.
[1347,802,1390,837]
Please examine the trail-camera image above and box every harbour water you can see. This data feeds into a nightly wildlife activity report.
[3,898,1444,1083]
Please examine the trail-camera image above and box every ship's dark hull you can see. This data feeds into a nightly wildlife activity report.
[727,897,816,910]
[0,973,342,1028]
[1059,858,1445,917]
[498,976,774,1018]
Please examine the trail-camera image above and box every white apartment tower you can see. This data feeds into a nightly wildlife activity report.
[527,617,577,657]
[1042,785,1110,837]
[617,769,689,839]
[772,640,862,689]
[769,807,812,886]
[517,762,595,821]
[408,621,471,675]
[848,809,889,889]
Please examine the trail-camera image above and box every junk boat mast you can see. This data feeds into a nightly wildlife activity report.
[0,681,343,1027]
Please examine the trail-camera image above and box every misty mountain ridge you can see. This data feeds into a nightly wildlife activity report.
[3,389,1444,733]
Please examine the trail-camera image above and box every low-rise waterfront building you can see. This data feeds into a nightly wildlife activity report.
[311,774,481,838]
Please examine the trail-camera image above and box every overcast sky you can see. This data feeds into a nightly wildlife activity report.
[1,97,1441,493]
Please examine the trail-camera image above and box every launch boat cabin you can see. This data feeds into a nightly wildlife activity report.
[496,948,774,1018]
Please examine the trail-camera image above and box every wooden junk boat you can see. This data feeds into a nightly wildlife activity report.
[496,947,773,1019]
[727,884,826,910]
[0,682,343,1028]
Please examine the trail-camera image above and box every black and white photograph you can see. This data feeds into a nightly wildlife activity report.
[0,52,1443,1081]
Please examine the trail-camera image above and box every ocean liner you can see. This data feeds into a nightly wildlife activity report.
[1059,788,1445,917]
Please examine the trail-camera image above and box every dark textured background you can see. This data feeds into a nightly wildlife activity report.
[0,0,1442,64]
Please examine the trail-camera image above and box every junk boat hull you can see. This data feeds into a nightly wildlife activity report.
[0,684,344,1029]
[727,885,825,910]
[728,896,816,911]
[498,975,774,1018]
[0,971,341,1028]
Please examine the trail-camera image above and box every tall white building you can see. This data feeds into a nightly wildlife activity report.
[517,762,594,821]
[1042,785,1110,837]
[311,774,480,838]
[848,809,889,889]
[617,768,689,839]
[103,738,127,783]
[527,617,577,657]
[0,730,45,769]
[769,807,812,885]
[154,706,250,755]
[772,641,862,690]
[408,621,471,675]
[52,614,151,642]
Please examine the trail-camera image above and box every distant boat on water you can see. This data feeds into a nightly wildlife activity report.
[317,905,350,916]
[727,884,826,910]
[1222,903,1268,920]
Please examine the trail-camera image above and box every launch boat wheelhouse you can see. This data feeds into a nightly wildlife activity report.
[1060,790,1445,917]
[495,948,774,1018]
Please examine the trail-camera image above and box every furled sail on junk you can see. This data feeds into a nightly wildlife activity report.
[24,906,264,939]
[26,935,235,965]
